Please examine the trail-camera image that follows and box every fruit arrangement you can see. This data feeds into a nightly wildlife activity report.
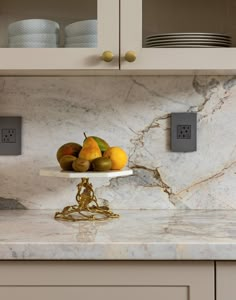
[56,134,128,172]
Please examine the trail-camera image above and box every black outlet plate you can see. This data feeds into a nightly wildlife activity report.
[171,113,197,152]
[0,117,22,155]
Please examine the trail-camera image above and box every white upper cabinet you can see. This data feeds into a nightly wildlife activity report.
[0,0,119,74]
[1,0,236,74]
[120,0,236,74]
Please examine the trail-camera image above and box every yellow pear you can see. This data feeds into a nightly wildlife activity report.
[79,137,102,162]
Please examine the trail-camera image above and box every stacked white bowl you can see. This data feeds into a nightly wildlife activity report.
[64,20,97,48]
[8,19,60,48]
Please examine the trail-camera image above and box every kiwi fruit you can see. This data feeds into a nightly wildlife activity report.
[59,155,77,171]
[92,157,112,171]
[72,158,90,172]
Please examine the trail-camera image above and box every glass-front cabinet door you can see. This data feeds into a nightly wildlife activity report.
[0,0,119,74]
[120,0,236,73]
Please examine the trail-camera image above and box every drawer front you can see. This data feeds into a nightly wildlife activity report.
[0,286,188,300]
[0,261,214,300]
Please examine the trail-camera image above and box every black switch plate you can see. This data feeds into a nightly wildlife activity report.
[171,113,197,152]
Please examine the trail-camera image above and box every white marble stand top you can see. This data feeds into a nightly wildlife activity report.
[40,167,133,178]
[1,209,236,260]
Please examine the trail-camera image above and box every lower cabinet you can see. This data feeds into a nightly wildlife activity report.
[0,261,214,300]
[216,262,236,300]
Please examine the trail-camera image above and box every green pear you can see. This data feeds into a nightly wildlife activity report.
[83,133,109,152]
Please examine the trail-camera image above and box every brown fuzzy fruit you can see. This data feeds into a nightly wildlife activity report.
[57,143,82,162]
[59,155,77,171]
[92,157,112,171]
[72,158,90,172]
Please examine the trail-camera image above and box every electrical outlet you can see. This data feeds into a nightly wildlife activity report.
[2,129,16,143]
[171,113,197,152]
[0,117,22,155]
[177,125,191,139]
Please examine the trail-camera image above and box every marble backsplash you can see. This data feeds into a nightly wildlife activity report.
[0,76,235,210]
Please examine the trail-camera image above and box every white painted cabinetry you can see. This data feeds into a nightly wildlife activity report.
[1,0,236,74]
[0,0,119,74]
[120,0,236,73]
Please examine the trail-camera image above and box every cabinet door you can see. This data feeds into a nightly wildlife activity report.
[0,261,214,300]
[0,0,119,75]
[216,261,236,300]
[120,0,236,73]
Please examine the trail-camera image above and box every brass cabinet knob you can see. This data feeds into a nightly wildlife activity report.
[125,51,137,62]
[102,51,114,62]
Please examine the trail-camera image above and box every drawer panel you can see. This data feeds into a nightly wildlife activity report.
[0,286,188,300]
[0,261,214,300]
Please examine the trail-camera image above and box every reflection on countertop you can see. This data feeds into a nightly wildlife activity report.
[1,209,236,260]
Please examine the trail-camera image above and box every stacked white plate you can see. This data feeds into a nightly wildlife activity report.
[8,19,60,48]
[145,33,232,48]
[64,20,97,48]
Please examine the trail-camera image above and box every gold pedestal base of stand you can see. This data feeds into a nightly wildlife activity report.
[55,178,119,222]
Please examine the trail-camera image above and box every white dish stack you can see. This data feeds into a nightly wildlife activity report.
[8,19,60,48]
[64,20,97,48]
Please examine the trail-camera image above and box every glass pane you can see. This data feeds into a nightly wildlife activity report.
[0,0,97,48]
[142,0,233,48]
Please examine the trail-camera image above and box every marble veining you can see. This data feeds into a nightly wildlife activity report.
[1,209,236,260]
[0,76,235,209]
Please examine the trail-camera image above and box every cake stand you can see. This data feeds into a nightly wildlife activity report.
[40,167,133,222]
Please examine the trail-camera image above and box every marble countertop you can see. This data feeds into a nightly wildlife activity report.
[1,209,236,260]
